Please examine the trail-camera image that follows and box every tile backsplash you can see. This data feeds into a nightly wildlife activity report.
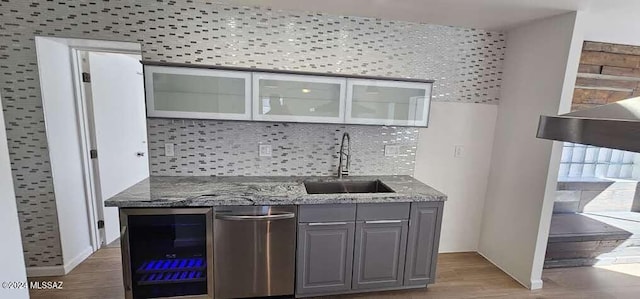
[148,119,418,176]
[0,0,504,267]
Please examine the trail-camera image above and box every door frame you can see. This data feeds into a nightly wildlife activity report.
[68,42,143,252]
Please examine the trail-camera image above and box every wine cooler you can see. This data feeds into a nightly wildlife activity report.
[120,208,213,299]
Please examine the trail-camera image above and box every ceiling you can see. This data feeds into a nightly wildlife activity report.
[217,0,634,31]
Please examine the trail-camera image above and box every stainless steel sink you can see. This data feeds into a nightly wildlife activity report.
[304,180,395,194]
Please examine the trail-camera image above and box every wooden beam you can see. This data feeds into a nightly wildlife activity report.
[577,73,640,82]
[601,66,640,78]
[574,86,634,93]
[583,41,640,56]
[573,42,640,108]
[575,77,638,90]
[577,64,602,74]
[573,88,632,105]
[571,103,601,112]
[580,51,640,69]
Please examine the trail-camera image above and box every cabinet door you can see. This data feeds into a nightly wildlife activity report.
[252,72,346,124]
[404,202,443,286]
[145,65,251,120]
[296,222,355,295]
[353,220,408,290]
[346,79,432,126]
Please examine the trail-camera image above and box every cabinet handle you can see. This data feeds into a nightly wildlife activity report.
[308,222,348,226]
[365,220,402,224]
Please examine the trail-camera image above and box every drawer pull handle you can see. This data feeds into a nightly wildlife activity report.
[308,222,348,226]
[365,220,402,224]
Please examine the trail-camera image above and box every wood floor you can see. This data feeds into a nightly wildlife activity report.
[29,248,640,299]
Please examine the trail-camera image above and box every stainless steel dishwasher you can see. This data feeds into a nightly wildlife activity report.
[213,206,296,299]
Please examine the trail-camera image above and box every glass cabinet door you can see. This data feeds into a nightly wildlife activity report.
[346,79,432,127]
[145,66,251,120]
[252,73,346,124]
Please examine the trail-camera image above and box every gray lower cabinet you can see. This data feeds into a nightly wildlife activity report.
[296,222,355,295]
[352,220,408,290]
[404,202,444,286]
[296,202,443,297]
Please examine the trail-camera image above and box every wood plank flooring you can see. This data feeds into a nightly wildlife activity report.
[29,248,640,299]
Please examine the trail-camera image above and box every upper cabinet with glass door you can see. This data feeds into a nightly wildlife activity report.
[144,65,252,120]
[142,62,433,127]
[346,79,432,127]
[252,73,346,124]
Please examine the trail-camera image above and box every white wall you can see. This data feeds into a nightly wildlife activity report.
[414,102,497,252]
[0,93,29,299]
[35,37,93,276]
[478,12,583,289]
[530,12,586,287]
[583,3,640,46]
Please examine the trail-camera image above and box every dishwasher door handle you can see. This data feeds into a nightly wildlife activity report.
[215,213,295,221]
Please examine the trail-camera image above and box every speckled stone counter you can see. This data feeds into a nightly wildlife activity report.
[104,175,447,207]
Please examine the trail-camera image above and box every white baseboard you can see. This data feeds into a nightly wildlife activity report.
[26,265,65,277]
[530,279,543,290]
[27,246,94,277]
[477,251,541,290]
[63,246,93,274]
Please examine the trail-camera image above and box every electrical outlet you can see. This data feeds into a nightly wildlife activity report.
[259,144,272,157]
[164,143,175,157]
[454,145,465,158]
[384,145,400,157]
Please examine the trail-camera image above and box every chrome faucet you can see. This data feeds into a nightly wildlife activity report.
[337,132,351,178]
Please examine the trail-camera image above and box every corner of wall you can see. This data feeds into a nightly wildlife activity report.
[477,11,583,289]
[528,9,587,287]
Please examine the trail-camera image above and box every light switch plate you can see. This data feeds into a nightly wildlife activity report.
[384,145,401,157]
[259,144,272,157]
[165,143,175,157]
[454,145,465,158]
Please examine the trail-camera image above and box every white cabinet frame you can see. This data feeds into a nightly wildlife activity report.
[252,72,347,124]
[345,79,432,127]
[145,65,252,120]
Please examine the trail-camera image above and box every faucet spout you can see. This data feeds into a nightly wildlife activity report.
[337,132,351,178]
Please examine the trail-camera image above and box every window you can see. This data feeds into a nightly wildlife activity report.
[559,143,640,179]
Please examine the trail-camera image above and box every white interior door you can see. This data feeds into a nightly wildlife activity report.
[88,52,149,245]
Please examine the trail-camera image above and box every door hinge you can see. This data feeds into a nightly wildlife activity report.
[90,149,98,159]
[97,220,105,229]
[82,72,91,83]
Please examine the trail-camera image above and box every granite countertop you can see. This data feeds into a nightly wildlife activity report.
[104,175,447,207]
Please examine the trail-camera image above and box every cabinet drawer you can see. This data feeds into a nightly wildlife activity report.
[298,204,356,223]
[356,203,410,221]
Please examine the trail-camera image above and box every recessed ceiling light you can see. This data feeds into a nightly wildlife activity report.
[302,88,311,93]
